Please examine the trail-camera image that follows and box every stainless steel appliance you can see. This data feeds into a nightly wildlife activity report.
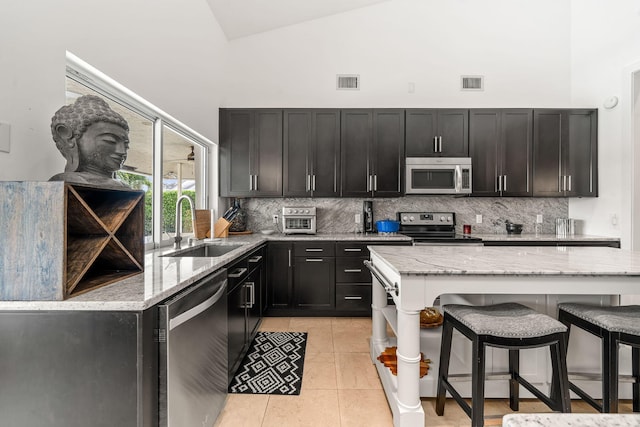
[405,157,472,194]
[158,269,228,427]
[363,200,374,233]
[398,211,482,245]
[282,206,317,234]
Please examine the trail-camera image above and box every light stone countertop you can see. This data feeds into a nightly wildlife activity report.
[472,232,620,243]
[0,233,411,312]
[501,413,640,427]
[368,245,640,276]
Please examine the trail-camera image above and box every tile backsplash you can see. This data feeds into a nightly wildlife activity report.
[233,197,568,235]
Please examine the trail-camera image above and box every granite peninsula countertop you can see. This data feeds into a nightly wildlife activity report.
[368,245,640,276]
[472,232,620,244]
[0,233,410,311]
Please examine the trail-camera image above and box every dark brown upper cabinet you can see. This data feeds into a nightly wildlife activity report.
[470,109,533,197]
[340,109,404,197]
[405,109,469,157]
[219,109,283,197]
[283,110,340,197]
[533,109,598,197]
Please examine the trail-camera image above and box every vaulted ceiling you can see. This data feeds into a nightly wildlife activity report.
[206,0,390,40]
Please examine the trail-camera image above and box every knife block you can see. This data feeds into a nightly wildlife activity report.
[213,218,231,238]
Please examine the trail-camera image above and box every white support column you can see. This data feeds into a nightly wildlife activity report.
[396,306,425,426]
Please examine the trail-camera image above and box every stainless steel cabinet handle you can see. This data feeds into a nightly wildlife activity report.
[374,175,377,191]
[568,175,572,191]
[248,255,263,263]
[228,267,248,278]
[254,175,258,191]
[305,248,323,252]
[497,175,502,192]
[503,175,507,192]
[344,248,362,252]
[312,175,316,191]
[249,175,253,191]
[305,258,323,262]
[344,269,362,273]
[288,249,291,267]
[433,136,438,152]
[246,282,255,308]
[344,296,363,300]
[438,136,443,153]
[306,175,310,191]
[563,175,567,192]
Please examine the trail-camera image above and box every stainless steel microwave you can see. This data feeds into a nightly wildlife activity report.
[405,157,472,194]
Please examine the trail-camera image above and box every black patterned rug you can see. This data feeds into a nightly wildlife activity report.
[229,331,307,395]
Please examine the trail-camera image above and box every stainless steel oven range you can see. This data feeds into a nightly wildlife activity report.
[397,211,482,245]
[282,206,317,234]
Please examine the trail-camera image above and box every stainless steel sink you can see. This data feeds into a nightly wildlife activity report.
[163,244,243,257]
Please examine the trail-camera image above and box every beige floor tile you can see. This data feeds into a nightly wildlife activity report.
[304,326,335,354]
[262,389,341,427]
[336,352,382,389]
[289,317,335,330]
[338,388,393,427]
[302,359,337,390]
[333,327,371,352]
[259,317,291,332]
[214,394,269,427]
[304,351,335,363]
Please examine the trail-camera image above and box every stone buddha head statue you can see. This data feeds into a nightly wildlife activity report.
[49,95,131,188]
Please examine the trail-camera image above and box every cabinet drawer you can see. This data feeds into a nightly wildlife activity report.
[294,242,335,257]
[335,257,370,282]
[335,242,369,257]
[336,284,371,311]
[247,246,265,271]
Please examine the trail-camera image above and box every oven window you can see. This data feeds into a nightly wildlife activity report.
[411,169,455,189]
[285,218,312,230]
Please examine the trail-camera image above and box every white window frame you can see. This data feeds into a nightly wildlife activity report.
[65,51,216,250]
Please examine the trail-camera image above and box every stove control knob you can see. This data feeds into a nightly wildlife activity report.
[402,216,408,222]
[304,209,309,214]
[293,209,299,214]
[409,216,415,222]
[447,216,453,222]
[440,216,445,222]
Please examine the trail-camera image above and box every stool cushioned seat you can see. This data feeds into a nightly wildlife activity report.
[559,303,640,335]
[444,303,567,338]
[436,302,571,427]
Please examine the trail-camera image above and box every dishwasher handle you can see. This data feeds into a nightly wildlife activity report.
[169,279,227,331]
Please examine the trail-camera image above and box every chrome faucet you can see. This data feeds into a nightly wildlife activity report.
[174,195,196,249]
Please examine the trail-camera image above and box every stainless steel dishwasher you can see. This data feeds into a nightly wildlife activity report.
[158,268,228,427]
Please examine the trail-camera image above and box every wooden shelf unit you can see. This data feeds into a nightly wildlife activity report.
[0,182,145,300]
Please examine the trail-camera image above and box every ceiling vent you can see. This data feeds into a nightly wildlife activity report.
[461,75,484,91]
[337,74,360,90]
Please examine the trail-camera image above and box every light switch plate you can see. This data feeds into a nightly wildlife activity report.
[0,122,10,153]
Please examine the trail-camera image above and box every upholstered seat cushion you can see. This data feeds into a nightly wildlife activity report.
[558,303,640,335]
[443,303,567,338]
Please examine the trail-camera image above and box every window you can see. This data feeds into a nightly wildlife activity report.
[65,52,215,249]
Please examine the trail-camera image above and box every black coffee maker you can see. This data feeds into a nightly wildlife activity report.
[363,200,374,233]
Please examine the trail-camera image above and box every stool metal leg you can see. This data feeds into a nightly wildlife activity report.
[633,346,639,412]
[471,337,487,427]
[603,331,619,413]
[509,349,520,411]
[436,318,454,416]
[553,334,572,413]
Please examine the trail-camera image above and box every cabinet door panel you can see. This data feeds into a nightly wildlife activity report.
[373,109,404,197]
[223,110,253,196]
[266,243,292,309]
[254,110,283,196]
[341,110,372,197]
[283,110,312,197]
[405,109,437,157]
[501,109,532,196]
[565,110,597,197]
[469,109,500,196]
[533,110,563,196]
[312,110,341,197]
[293,257,335,309]
[438,109,469,156]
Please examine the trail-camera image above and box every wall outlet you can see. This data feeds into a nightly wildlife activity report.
[536,214,543,223]
[354,213,361,224]
[272,214,278,224]
[476,214,482,224]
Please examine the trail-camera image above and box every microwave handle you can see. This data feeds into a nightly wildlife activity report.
[455,165,462,192]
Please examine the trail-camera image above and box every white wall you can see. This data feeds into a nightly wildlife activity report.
[221,0,572,108]
[0,0,228,182]
[568,0,640,248]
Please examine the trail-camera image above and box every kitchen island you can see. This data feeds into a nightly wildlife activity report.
[367,245,640,427]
